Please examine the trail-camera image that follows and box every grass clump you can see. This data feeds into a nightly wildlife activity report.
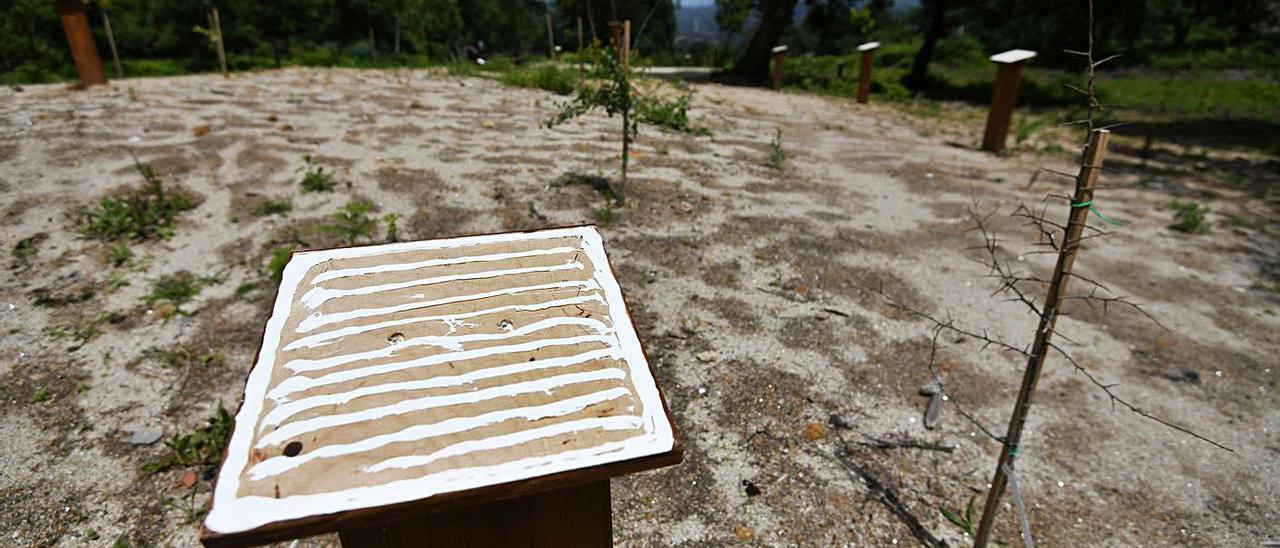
[106,242,134,267]
[769,128,786,170]
[12,233,43,261]
[298,154,335,193]
[637,92,710,135]
[500,64,579,95]
[143,271,209,319]
[142,403,233,478]
[1170,200,1211,234]
[268,245,296,282]
[77,158,198,242]
[42,313,119,348]
[250,196,293,217]
[319,199,379,245]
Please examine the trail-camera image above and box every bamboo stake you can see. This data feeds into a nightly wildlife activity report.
[971,128,1111,548]
[577,16,584,83]
[622,20,630,71]
[102,11,123,78]
[210,8,228,76]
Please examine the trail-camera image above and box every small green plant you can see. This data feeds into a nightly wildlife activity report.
[319,199,379,245]
[12,233,43,260]
[250,196,293,217]
[77,157,197,242]
[769,128,786,170]
[268,245,295,282]
[594,201,614,226]
[383,213,401,242]
[636,92,710,135]
[30,387,51,404]
[547,47,642,204]
[143,271,206,318]
[940,495,978,536]
[1015,116,1048,145]
[234,281,259,297]
[298,154,335,193]
[107,242,134,267]
[43,313,116,346]
[142,403,233,478]
[1170,200,1211,234]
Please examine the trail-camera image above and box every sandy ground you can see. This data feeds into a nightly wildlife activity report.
[0,67,1277,547]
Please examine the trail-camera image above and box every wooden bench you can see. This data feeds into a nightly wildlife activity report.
[201,226,681,547]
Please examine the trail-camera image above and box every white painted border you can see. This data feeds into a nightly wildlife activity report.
[205,226,675,534]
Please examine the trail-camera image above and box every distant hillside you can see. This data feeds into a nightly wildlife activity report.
[673,1,920,46]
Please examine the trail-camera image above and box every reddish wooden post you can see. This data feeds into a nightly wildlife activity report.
[856,41,880,104]
[981,49,1037,153]
[55,0,107,87]
[771,45,788,90]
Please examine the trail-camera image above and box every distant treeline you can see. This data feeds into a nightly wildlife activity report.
[3,0,1277,85]
[1,0,676,83]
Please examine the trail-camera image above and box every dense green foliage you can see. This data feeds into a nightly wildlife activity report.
[2,0,571,83]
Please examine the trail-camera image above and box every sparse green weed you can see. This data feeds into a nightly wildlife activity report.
[637,92,710,135]
[383,213,401,242]
[107,242,134,267]
[319,199,379,245]
[298,154,335,193]
[250,196,293,217]
[30,387,51,404]
[143,271,207,318]
[941,495,978,537]
[268,245,295,282]
[769,128,786,170]
[1170,200,1211,234]
[12,233,43,260]
[142,403,233,478]
[77,158,198,242]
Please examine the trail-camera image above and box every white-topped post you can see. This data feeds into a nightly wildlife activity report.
[856,41,880,104]
[982,49,1037,153]
[772,45,788,90]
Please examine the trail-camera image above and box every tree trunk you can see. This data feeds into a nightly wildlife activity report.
[906,0,948,89]
[727,0,799,84]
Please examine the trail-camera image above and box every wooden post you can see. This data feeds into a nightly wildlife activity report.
[856,41,880,104]
[55,0,107,87]
[210,8,228,77]
[771,45,788,90]
[981,49,1036,153]
[546,13,556,61]
[622,20,631,71]
[102,11,123,79]
[971,129,1111,548]
[577,16,584,83]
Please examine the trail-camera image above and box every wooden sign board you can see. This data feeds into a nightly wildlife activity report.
[202,226,679,546]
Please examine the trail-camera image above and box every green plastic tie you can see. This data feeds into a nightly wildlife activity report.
[1072,199,1126,227]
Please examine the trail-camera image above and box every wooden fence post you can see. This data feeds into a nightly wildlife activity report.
[771,45,788,90]
[54,0,107,87]
[981,49,1037,153]
[856,41,880,104]
[210,7,228,76]
[102,11,123,79]
[577,16,584,83]
[546,13,556,61]
[622,20,631,71]
[971,128,1111,547]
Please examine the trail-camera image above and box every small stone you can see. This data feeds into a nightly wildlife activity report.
[481,119,496,129]
[919,378,942,396]
[677,201,694,214]
[1181,370,1200,383]
[742,479,762,497]
[192,124,211,137]
[181,471,198,488]
[127,428,163,445]
[801,422,826,440]
[695,351,718,363]
[827,414,854,430]
[733,525,755,541]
